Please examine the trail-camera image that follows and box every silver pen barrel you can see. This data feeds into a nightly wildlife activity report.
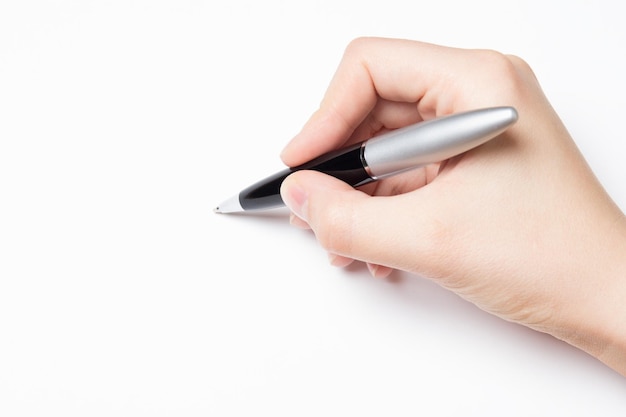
[363,106,518,179]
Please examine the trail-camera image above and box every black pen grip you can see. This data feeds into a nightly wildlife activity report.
[239,143,371,211]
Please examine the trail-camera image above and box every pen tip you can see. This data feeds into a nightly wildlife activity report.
[213,195,243,213]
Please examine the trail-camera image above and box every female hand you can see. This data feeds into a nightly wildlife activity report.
[279,37,626,375]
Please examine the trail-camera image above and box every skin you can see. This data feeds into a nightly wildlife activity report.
[279,37,626,375]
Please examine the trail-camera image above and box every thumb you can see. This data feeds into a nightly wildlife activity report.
[280,170,439,271]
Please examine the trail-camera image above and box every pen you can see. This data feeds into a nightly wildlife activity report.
[214,106,518,214]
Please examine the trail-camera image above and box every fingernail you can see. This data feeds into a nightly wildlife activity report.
[328,253,354,268]
[289,213,310,229]
[282,181,308,221]
[367,264,394,279]
[367,263,380,278]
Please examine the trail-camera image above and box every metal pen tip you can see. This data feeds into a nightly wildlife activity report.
[213,194,244,214]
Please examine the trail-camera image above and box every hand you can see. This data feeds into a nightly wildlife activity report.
[279,37,626,375]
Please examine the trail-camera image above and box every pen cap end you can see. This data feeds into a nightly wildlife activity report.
[499,106,519,125]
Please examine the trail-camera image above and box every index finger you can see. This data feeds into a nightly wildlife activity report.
[280,37,470,167]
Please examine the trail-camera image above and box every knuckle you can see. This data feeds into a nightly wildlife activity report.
[478,50,522,83]
[505,54,536,78]
[500,51,531,79]
[344,36,372,56]
[342,36,385,63]
[473,49,515,71]
[462,49,534,105]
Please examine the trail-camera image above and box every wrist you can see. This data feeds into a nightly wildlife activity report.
[552,214,626,376]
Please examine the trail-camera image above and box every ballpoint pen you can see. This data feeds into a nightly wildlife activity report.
[214,106,518,214]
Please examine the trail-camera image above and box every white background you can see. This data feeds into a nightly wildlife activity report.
[1,1,625,415]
